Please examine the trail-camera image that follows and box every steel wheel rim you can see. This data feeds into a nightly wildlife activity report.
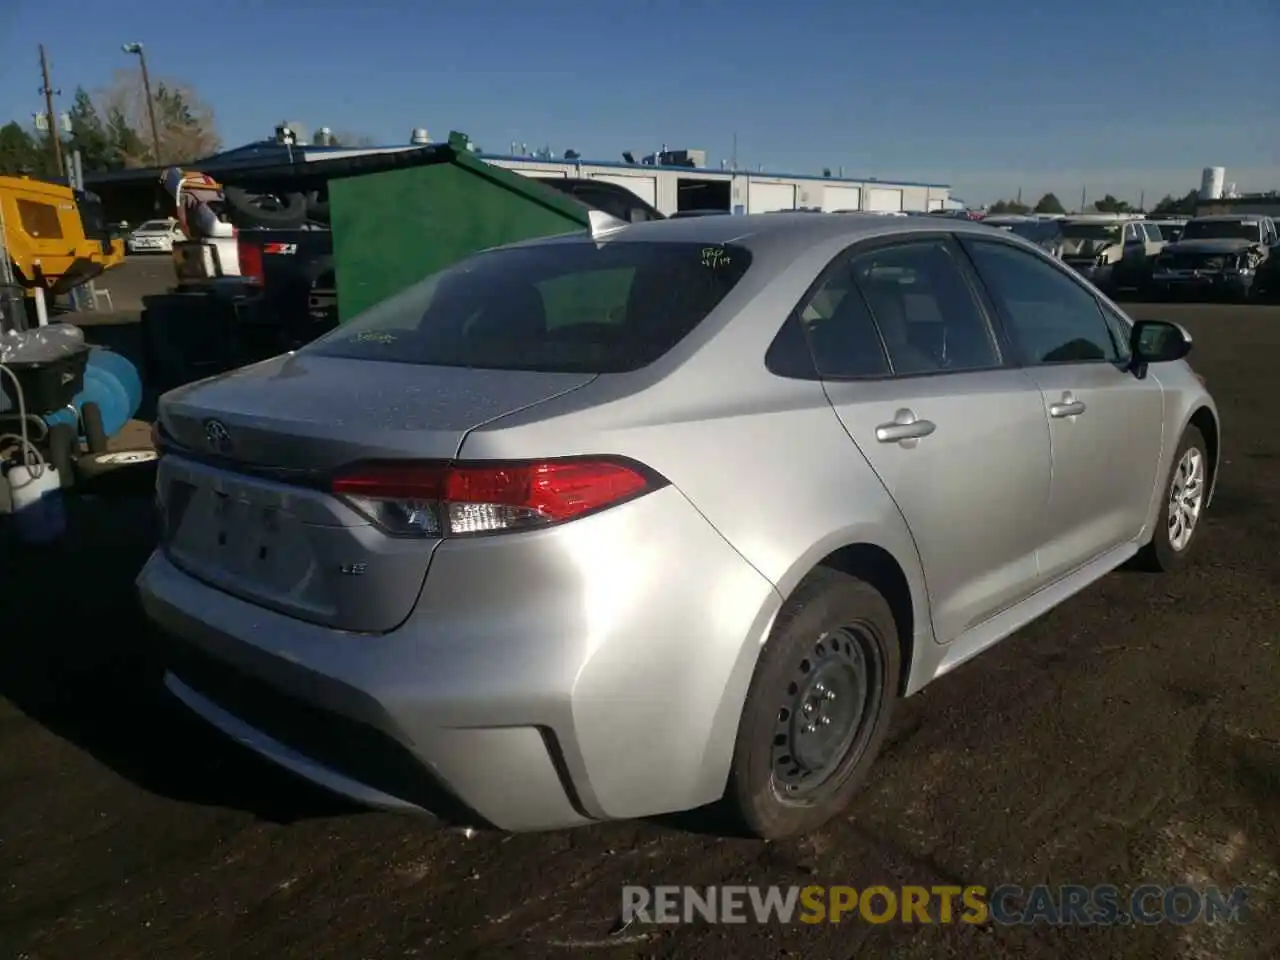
[1167,447,1205,552]
[771,627,882,800]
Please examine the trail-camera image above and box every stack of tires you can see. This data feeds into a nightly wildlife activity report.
[222,187,330,228]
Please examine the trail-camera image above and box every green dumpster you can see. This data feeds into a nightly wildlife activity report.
[329,131,598,319]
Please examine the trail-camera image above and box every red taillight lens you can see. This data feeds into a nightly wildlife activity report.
[237,237,264,284]
[330,458,663,537]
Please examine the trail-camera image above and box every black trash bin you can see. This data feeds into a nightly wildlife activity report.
[0,344,89,416]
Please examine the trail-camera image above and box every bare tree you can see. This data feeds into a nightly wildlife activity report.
[99,68,222,167]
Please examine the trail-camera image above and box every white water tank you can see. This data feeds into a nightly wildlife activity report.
[1199,167,1225,201]
[410,128,430,145]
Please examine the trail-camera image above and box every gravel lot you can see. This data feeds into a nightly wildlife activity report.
[2,302,1278,960]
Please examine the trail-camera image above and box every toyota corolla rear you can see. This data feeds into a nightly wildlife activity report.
[137,232,782,830]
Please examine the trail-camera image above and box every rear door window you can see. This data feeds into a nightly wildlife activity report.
[789,263,890,378]
[306,241,752,373]
[849,240,1001,376]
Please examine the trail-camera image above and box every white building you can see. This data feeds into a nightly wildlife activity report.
[480,154,950,216]
[199,132,951,216]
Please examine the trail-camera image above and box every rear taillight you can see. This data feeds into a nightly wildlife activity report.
[237,235,264,284]
[330,458,665,537]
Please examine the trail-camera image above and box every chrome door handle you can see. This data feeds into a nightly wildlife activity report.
[876,414,936,444]
[1049,398,1086,418]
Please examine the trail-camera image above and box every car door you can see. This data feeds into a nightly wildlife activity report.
[960,237,1165,583]
[803,235,1052,644]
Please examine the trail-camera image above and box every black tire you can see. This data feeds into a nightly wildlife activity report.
[726,568,901,839]
[1137,425,1209,572]
[223,186,309,229]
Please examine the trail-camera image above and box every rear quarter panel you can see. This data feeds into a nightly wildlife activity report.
[456,237,939,682]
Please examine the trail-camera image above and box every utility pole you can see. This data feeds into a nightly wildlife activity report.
[38,44,63,174]
[1139,190,1145,212]
[122,42,163,166]
[1080,185,1087,213]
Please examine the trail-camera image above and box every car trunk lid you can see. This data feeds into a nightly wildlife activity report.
[156,355,596,632]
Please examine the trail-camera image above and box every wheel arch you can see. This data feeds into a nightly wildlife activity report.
[813,543,918,697]
[1187,405,1220,506]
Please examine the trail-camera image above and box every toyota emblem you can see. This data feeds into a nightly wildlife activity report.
[204,419,232,454]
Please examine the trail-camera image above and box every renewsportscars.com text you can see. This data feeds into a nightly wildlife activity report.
[622,884,1249,926]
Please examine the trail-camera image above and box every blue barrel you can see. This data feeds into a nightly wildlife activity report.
[41,347,143,439]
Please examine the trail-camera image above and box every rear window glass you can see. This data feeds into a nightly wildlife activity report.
[304,241,753,373]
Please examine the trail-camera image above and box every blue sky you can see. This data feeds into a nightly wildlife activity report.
[3,0,1277,204]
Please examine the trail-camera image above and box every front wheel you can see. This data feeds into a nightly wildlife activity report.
[725,569,901,839]
[1137,425,1209,571]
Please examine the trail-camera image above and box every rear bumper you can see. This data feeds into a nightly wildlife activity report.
[137,484,781,831]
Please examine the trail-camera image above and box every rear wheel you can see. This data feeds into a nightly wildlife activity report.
[1137,425,1208,572]
[726,568,900,839]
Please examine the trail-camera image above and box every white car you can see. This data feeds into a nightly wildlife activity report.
[127,219,184,254]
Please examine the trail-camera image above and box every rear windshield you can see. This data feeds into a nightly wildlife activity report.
[138,220,172,230]
[304,241,753,373]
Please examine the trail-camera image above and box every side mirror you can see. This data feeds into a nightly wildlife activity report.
[1131,319,1192,365]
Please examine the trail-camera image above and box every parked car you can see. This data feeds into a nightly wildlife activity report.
[1059,216,1165,292]
[981,215,1066,258]
[1148,215,1277,301]
[139,213,1219,840]
[126,218,185,254]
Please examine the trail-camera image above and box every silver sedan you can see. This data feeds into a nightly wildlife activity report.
[138,213,1219,839]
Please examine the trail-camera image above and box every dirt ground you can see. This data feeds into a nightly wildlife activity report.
[2,303,1278,960]
[91,255,176,316]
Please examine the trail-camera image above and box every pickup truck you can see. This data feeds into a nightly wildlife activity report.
[1148,214,1278,301]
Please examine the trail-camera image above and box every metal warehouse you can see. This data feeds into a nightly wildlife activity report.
[481,153,950,216]
[76,130,951,222]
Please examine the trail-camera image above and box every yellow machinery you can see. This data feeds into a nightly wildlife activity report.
[0,174,126,318]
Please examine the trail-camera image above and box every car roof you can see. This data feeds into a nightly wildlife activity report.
[505,211,1012,256]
